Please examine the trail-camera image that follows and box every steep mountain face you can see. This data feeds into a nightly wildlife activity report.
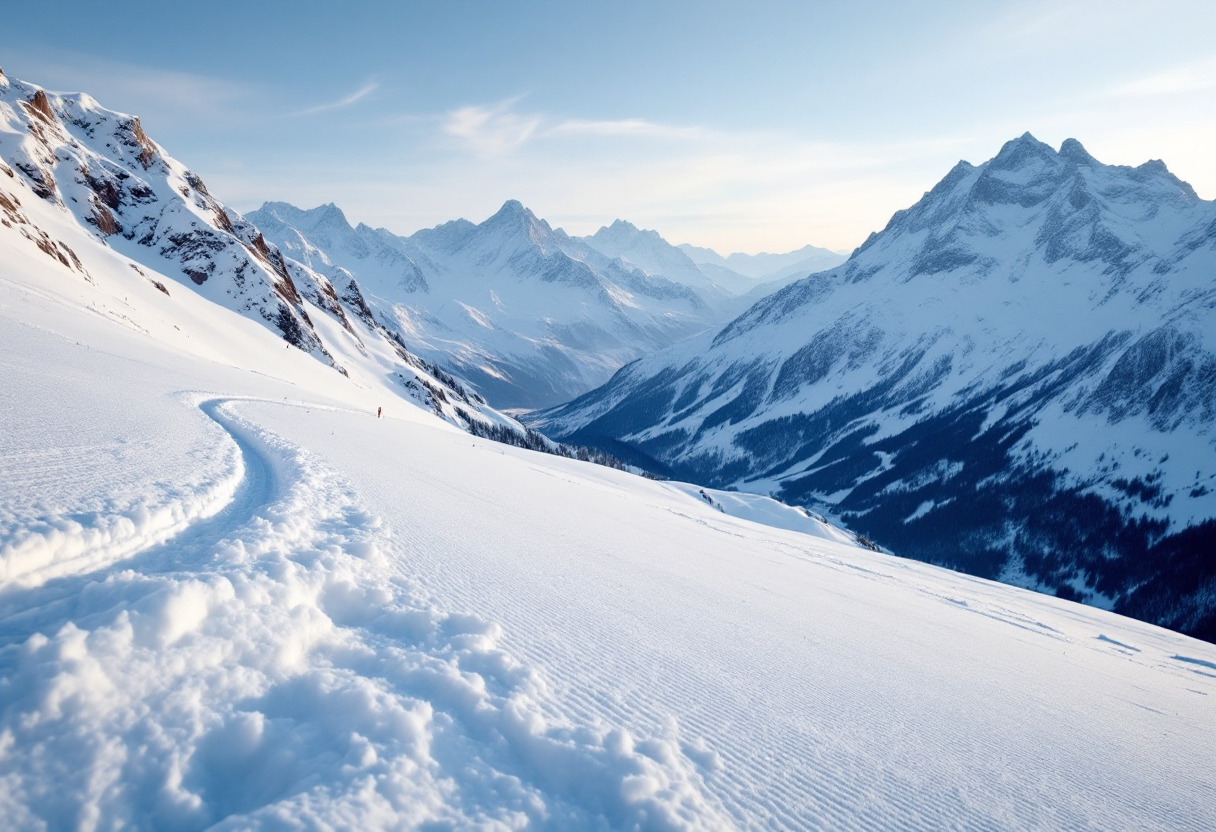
[0,70,523,435]
[533,134,1216,641]
[0,71,332,359]
[250,201,723,408]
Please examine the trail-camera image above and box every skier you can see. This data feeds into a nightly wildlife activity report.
[377,406,382,418]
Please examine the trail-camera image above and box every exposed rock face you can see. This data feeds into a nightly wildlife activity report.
[532,134,1216,641]
[0,73,326,355]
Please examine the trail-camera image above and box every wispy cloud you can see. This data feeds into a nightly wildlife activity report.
[441,97,706,156]
[547,118,705,140]
[294,80,379,116]
[1112,56,1216,98]
[443,97,543,156]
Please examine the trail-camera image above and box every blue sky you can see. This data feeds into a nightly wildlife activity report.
[4,0,1214,252]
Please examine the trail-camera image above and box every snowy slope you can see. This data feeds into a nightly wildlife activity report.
[249,201,728,409]
[3,190,1214,830]
[534,134,1216,641]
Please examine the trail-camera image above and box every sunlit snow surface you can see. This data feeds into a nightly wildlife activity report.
[1,217,1214,832]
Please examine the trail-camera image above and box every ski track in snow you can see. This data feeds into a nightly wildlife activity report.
[0,395,731,831]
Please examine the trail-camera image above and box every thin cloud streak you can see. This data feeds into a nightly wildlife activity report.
[1112,56,1216,98]
[441,98,708,156]
[294,81,379,115]
[548,118,705,140]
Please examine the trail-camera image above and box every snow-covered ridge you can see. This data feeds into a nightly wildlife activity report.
[678,240,847,282]
[0,71,330,358]
[532,132,1216,641]
[581,219,737,295]
[249,199,731,409]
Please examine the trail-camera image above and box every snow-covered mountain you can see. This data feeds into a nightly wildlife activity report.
[581,219,752,295]
[249,201,726,409]
[532,134,1216,641]
[0,70,529,437]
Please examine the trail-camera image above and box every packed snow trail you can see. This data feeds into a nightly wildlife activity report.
[0,395,732,831]
[0,397,273,652]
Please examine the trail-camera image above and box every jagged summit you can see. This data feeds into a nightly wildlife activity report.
[257,201,350,230]
[479,199,556,242]
[485,198,539,226]
[598,218,660,240]
[1058,137,1097,165]
[848,132,1205,286]
[311,202,349,223]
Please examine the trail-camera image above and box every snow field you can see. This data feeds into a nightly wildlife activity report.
[1,391,734,830]
[0,294,1213,828]
[662,481,857,545]
[0,328,243,589]
[252,402,1216,831]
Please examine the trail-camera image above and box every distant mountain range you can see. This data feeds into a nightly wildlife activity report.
[249,203,842,408]
[531,133,1216,641]
[679,241,846,282]
[0,65,847,420]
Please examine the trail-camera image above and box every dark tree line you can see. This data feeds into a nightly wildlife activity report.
[463,418,660,478]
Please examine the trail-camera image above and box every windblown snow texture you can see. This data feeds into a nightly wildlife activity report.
[533,133,1216,642]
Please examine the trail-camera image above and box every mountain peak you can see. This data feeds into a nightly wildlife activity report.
[483,199,549,237]
[988,132,1057,171]
[592,218,663,245]
[493,199,530,219]
[299,203,353,236]
[1059,138,1096,165]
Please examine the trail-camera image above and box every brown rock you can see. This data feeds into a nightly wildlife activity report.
[23,90,56,124]
[90,201,120,235]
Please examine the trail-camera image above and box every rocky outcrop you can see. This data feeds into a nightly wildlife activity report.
[0,74,325,356]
